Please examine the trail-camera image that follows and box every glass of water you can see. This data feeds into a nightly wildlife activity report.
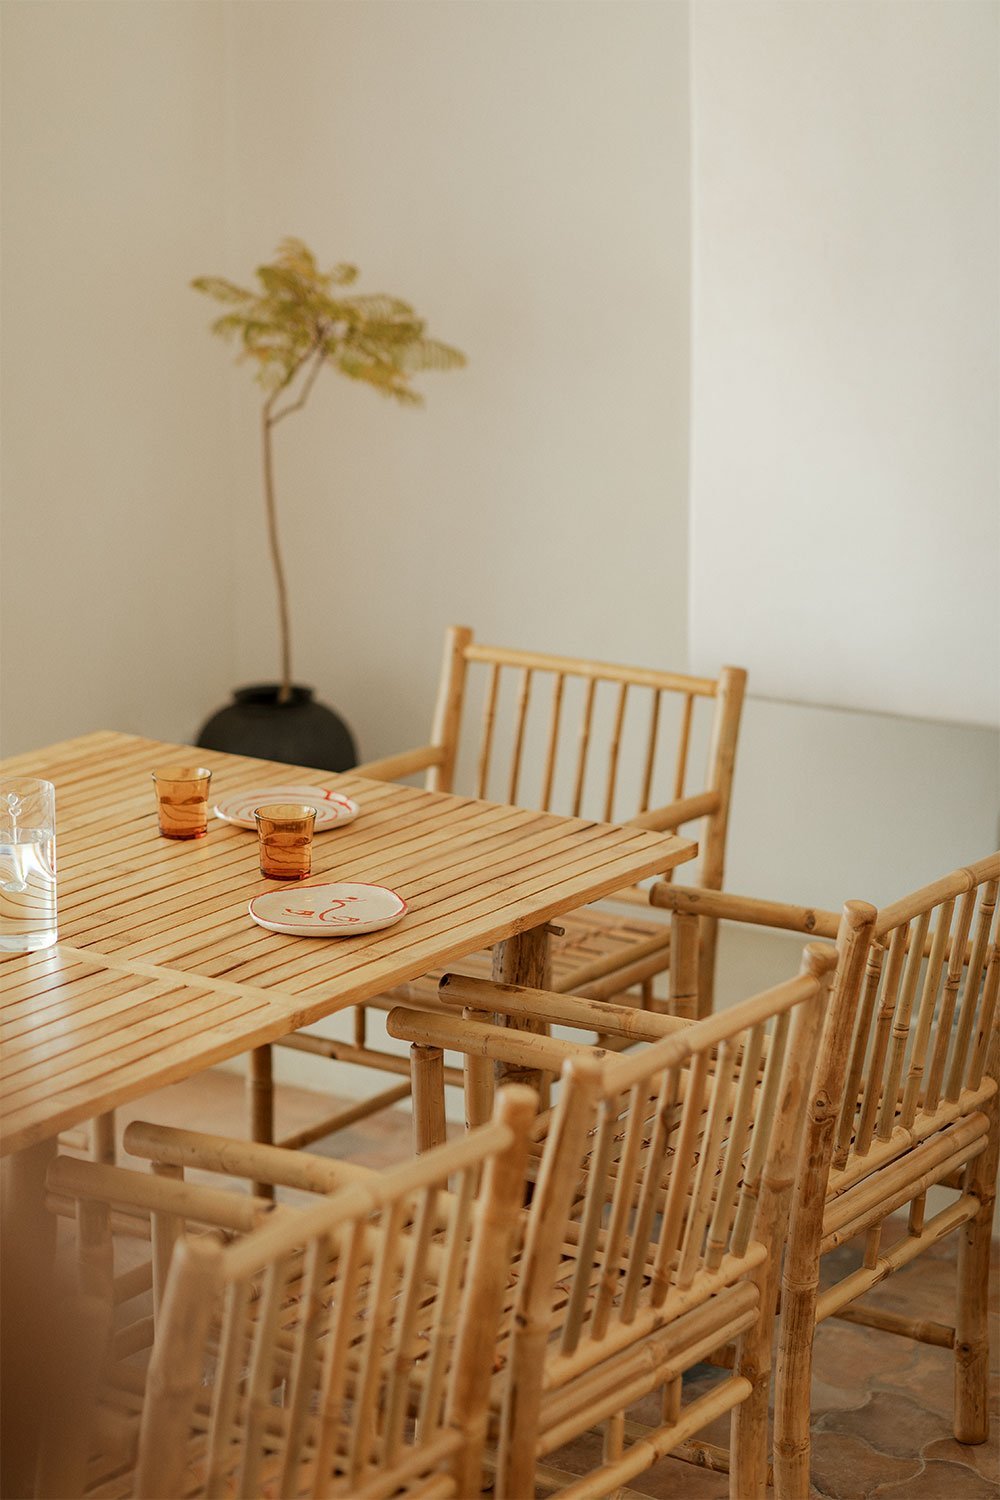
[0,778,57,952]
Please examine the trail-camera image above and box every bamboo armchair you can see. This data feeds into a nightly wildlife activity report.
[263,624,745,1148]
[650,856,1000,1498]
[40,1087,534,1500]
[390,946,833,1499]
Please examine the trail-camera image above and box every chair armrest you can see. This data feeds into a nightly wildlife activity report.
[386,1006,606,1072]
[47,1155,283,1233]
[650,882,840,938]
[437,973,689,1042]
[351,744,446,781]
[626,790,720,832]
[122,1121,377,1195]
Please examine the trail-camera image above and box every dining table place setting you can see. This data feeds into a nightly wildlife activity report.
[0,725,696,1162]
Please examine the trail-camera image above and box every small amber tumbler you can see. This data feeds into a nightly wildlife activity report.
[255,803,316,881]
[152,765,213,840]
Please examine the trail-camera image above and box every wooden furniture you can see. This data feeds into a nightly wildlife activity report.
[651,857,1000,1498]
[0,731,693,1488]
[40,1087,534,1500]
[390,946,834,1498]
[267,625,745,1135]
[0,731,692,1157]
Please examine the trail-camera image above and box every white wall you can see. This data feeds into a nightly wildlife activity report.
[220,0,691,764]
[0,1,235,756]
[690,0,1000,729]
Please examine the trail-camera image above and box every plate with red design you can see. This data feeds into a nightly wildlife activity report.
[248,882,407,937]
[214,785,359,831]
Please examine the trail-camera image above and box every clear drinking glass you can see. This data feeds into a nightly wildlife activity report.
[152,765,213,840]
[0,778,57,952]
[255,803,316,881]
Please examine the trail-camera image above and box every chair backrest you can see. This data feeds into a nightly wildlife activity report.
[820,855,999,1195]
[654,853,1000,1239]
[133,1088,534,1500]
[495,944,832,1489]
[425,625,745,874]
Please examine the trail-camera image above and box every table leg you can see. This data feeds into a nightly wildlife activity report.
[1,1136,58,1499]
[248,1046,275,1200]
[491,923,551,1104]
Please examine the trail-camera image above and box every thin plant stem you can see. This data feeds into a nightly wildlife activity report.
[261,342,324,702]
[260,406,294,703]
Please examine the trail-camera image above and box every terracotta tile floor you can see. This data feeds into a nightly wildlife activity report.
[103,1069,999,1500]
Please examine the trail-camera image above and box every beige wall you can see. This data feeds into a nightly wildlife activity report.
[0,0,234,755]
[690,0,1000,728]
[2,0,691,767]
[220,0,691,763]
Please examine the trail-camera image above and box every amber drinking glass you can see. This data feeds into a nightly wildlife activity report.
[255,803,316,881]
[152,765,213,840]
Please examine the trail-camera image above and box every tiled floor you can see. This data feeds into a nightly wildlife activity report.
[105,1069,999,1500]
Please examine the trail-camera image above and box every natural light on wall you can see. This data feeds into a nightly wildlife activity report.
[690,1,999,728]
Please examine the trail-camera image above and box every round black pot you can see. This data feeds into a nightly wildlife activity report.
[196,685,358,773]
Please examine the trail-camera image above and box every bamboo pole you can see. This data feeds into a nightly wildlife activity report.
[773,901,877,1500]
[426,625,472,794]
[411,1045,447,1154]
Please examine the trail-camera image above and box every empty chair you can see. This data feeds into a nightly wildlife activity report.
[42,1087,534,1500]
[390,944,833,1498]
[650,854,1000,1497]
[259,624,746,1150]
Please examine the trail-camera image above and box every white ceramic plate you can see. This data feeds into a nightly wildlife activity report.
[248,882,407,937]
[214,786,359,832]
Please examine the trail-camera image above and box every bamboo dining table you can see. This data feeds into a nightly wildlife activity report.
[1,729,695,1493]
[1,726,696,1205]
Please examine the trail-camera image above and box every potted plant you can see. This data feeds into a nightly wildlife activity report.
[193,237,466,770]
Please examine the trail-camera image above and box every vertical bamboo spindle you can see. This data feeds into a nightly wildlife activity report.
[603,683,629,823]
[638,690,662,815]
[572,678,597,816]
[696,666,747,1011]
[540,674,565,811]
[774,903,877,1500]
[507,669,533,805]
[476,662,501,799]
[427,625,472,793]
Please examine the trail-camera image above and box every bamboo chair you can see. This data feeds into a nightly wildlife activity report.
[40,1086,534,1500]
[390,945,833,1499]
[649,856,1000,1498]
[260,624,746,1151]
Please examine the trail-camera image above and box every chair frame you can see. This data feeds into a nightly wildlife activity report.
[45,1087,535,1500]
[391,945,834,1499]
[264,624,746,1152]
[650,858,1000,1498]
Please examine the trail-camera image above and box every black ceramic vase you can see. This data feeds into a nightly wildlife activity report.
[196,685,358,773]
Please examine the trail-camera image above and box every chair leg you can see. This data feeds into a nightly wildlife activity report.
[730,1377,768,1500]
[955,1203,992,1443]
[773,1275,817,1500]
[955,1074,998,1445]
[411,1044,447,1153]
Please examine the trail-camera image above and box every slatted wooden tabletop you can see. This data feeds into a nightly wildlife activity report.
[0,732,696,1154]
